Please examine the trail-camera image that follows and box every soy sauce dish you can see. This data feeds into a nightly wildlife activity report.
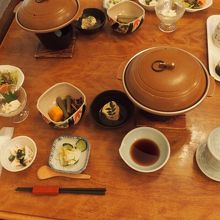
[119,127,170,172]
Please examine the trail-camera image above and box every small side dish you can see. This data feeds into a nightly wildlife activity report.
[107,0,145,34]
[183,0,204,9]
[37,82,86,128]
[138,0,157,11]
[90,90,135,128]
[81,16,97,29]
[58,139,87,166]
[48,96,83,122]
[0,86,21,114]
[74,8,106,34]
[49,136,90,173]
[183,0,212,12]
[0,136,37,172]
[207,15,220,81]
[8,144,34,167]
[0,65,24,91]
[103,0,126,9]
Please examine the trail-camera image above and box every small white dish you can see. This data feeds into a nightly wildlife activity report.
[207,15,220,82]
[49,136,90,174]
[119,127,170,173]
[196,143,220,182]
[0,65,24,90]
[103,0,126,9]
[196,127,220,181]
[185,0,212,12]
[138,0,157,11]
[0,136,37,172]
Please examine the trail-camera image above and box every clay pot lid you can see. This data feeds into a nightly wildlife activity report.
[16,0,79,33]
[123,47,209,112]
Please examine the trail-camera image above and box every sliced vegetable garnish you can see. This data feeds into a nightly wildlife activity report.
[76,139,87,152]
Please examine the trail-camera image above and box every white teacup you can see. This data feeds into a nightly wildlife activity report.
[196,127,220,181]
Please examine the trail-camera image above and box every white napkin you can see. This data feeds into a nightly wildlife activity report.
[0,127,14,175]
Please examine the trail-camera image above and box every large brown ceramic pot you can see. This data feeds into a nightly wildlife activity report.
[122,46,210,116]
[15,0,80,50]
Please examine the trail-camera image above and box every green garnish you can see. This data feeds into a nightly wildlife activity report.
[2,91,17,103]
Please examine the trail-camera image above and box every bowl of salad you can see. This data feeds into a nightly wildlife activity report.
[183,0,213,12]
[138,0,158,11]
[0,65,24,92]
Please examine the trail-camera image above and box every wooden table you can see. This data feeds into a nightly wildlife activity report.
[1,1,220,219]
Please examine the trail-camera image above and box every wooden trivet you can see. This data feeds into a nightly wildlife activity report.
[34,35,76,59]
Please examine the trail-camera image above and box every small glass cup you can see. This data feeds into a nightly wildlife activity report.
[155,0,185,33]
[0,85,28,123]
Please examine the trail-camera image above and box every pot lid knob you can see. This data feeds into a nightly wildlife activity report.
[151,60,175,72]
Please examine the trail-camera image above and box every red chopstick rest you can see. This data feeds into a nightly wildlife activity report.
[32,185,59,195]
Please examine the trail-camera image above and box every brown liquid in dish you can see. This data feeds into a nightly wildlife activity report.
[130,139,160,166]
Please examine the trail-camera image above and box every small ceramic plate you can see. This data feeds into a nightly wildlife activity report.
[185,0,212,12]
[207,15,220,82]
[0,136,37,172]
[196,143,220,182]
[49,136,90,174]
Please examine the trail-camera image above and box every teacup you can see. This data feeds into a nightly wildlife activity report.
[196,127,220,181]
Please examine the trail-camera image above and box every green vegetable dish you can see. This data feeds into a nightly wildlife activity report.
[58,139,88,166]
[0,70,18,86]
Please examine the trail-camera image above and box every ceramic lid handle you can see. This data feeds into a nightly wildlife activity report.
[151,60,175,72]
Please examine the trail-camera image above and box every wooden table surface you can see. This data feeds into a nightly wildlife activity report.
[1,0,220,219]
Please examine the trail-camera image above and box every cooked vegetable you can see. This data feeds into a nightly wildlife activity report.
[66,95,72,115]
[183,0,205,8]
[0,71,18,86]
[58,139,87,166]
[56,97,69,119]
[76,139,87,152]
[117,15,138,24]
[81,16,97,29]
[59,145,81,166]
[48,106,64,122]
[8,145,34,167]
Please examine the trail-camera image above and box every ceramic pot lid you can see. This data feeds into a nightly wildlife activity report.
[123,47,209,112]
[16,0,79,33]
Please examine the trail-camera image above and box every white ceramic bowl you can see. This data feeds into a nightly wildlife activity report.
[119,127,170,172]
[37,82,86,128]
[107,0,145,34]
[0,65,24,90]
[185,0,212,12]
[138,0,157,11]
[0,136,37,172]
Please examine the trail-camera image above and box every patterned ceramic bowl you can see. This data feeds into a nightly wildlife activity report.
[37,82,86,128]
[107,0,145,34]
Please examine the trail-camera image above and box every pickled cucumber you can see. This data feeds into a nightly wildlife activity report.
[76,139,87,152]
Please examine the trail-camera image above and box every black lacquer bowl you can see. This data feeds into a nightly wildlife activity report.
[74,8,106,34]
[90,90,135,128]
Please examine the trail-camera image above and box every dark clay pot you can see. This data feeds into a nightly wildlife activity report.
[36,24,73,50]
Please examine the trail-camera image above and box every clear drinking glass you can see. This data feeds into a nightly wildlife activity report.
[0,85,29,123]
[155,0,185,33]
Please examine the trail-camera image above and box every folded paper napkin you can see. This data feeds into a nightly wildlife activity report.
[0,127,14,175]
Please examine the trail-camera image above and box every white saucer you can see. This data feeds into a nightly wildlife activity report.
[196,143,220,182]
